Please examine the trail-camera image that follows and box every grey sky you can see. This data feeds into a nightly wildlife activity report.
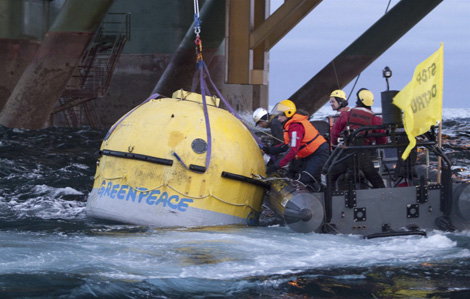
[269,0,470,108]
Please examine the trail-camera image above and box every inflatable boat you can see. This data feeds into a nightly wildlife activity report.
[264,90,470,237]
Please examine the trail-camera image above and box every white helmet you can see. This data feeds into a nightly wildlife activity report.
[253,107,269,125]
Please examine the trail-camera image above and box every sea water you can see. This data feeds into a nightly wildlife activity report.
[1,108,470,298]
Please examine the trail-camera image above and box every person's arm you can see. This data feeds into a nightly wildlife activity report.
[262,142,288,155]
[269,118,284,142]
[278,123,304,167]
[330,112,347,145]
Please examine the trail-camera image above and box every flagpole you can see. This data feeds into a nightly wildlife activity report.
[437,121,442,184]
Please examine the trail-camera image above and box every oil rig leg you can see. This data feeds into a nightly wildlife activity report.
[0,0,113,129]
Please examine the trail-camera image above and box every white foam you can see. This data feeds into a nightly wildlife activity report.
[0,227,468,282]
[5,185,86,220]
[31,185,83,197]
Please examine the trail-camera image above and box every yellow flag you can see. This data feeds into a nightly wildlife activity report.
[393,43,444,160]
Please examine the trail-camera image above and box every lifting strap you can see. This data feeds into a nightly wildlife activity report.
[176,0,265,172]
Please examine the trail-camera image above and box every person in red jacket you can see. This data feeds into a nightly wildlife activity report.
[328,89,351,148]
[328,88,387,189]
[329,89,350,115]
[262,100,329,189]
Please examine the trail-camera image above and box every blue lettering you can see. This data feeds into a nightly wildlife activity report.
[167,195,179,209]
[246,211,259,226]
[104,182,113,197]
[126,187,137,202]
[178,198,193,211]
[156,191,168,207]
[98,181,106,198]
[97,181,193,212]
[146,190,160,205]
[138,188,149,203]
[110,184,119,199]
[117,185,128,200]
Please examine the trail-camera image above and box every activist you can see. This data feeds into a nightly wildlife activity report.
[252,107,284,145]
[328,88,387,189]
[262,100,329,189]
[329,89,350,115]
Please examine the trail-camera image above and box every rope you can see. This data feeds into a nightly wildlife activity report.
[198,60,265,147]
[332,60,340,89]
[98,175,262,212]
[191,0,267,152]
[251,174,302,185]
[198,61,212,171]
[189,0,211,172]
[323,222,341,234]
[172,152,190,170]
[97,0,263,217]
[244,122,284,144]
[347,74,360,101]
[385,0,392,14]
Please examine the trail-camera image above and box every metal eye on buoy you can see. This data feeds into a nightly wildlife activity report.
[191,138,207,154]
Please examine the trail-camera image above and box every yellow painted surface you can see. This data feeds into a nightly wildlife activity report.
[93,94,266,220]
[172,90,220,107]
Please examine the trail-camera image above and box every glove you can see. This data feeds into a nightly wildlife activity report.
[263,146,273,155]
[265,144,289,155]
[266,162,280,175]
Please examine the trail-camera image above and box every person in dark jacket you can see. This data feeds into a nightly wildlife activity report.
[328,88,387,189]
[262,100,329,189]
[253,107,284,145]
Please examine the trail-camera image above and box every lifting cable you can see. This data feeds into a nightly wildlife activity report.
[179,0,265,173]
[191,0,212,173]
[344,0,393,101]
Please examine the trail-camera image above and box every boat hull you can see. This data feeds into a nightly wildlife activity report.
[266,178,470,235]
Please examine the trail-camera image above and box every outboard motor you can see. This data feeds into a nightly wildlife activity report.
[265,177,324,233]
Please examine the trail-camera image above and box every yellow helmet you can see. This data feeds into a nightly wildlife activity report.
[330,89,346,101]
[275,100,296,117]
[357,88,374,107]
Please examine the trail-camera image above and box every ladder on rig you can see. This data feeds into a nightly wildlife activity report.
[53,12,131,128]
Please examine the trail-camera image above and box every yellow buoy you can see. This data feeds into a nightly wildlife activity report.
[86,90,266,227]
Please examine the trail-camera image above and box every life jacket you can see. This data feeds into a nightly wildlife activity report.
[346,107,374,129]
[283,113,326,158]
[346,107,375,145]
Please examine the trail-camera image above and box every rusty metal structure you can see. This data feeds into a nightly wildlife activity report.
[52,13,130,127]
[0,0,442,129]
[289,0,443,115]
